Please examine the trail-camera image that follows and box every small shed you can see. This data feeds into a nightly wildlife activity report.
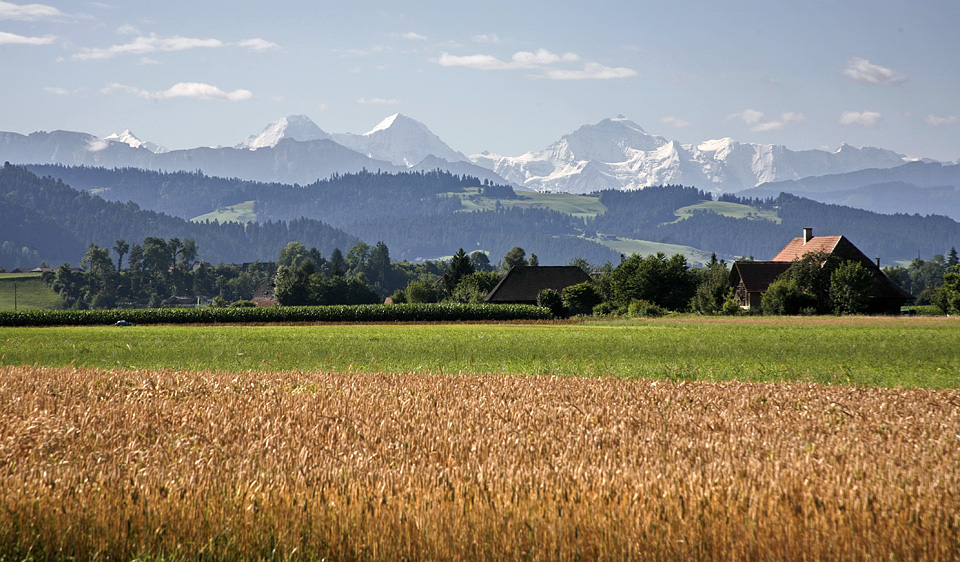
[484,266,591,305]
[252,279,278,307]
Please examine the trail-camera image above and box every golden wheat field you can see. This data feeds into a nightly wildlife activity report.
[1,365,959,561]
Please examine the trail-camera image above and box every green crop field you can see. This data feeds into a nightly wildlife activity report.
[191,200,258,224]
[2,317,957,388]
[0,274,61,311]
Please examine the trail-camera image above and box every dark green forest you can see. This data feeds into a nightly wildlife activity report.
[7,165,621,267]
[1,164,359,267]
[5,163,960,272]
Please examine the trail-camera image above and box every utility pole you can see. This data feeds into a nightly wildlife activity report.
[13,281,17,311]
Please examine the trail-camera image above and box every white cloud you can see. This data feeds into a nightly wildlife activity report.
[158,82,252,101]
[436,48,632,80]
[137,56,160,65]
[401,32,427,41]
[236,38,279,52]
[0,1,66,20]
[358,97,400,105]
[839,110,882,128]
[72,33,224,60]
[102,81,253,101]
[728,109,805,132]
[43,86,70,95]
[538,62,637,80]
[0,30,55,45]
[843,57,905,85]
[116,24,140,35]
[513,49,579,67]
[438,48,580,70]
[925,114,958,127]
[472,33,500,44]
[438,52,508,70]
[86,138,109,152]
[660,116,691,128]
[781,112,805,124]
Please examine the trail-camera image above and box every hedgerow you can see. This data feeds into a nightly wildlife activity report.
[0,303,551,327]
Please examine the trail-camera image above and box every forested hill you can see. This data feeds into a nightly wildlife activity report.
[588,188,960,262]
[23,164,483,226]
[0,164,359,268]
[21,164,622,266]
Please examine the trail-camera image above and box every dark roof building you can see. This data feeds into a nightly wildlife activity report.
[484,266,591,305]
[730,261,792,310]
[252,279,278,307]
[731,227,913,314]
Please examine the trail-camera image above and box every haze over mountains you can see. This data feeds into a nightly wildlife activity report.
[2,114,958,218]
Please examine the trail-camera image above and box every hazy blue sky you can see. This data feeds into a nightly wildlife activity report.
[2,0,958,160]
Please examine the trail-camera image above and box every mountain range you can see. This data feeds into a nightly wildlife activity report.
[2,114,957,213]
[473,116,924,194]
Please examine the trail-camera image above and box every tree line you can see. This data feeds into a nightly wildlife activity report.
[34,232,960,316]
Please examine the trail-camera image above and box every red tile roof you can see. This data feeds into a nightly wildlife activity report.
[735,231,913,312]
[772,236,843,261]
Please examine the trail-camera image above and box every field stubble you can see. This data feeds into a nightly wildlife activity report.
[1,365,958,561]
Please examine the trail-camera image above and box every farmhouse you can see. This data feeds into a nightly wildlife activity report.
[484,265,591,305]
[730,228,913,314]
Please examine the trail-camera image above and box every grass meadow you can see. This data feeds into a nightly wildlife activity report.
[1,317,958,388]
[672,201,782,224]
[0,274,61,312]
[2,317,959,560]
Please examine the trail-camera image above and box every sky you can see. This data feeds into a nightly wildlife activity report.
[1,0,958,161]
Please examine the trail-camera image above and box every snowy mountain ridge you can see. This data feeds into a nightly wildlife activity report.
[1,114,941,197]
[469,116,917,194]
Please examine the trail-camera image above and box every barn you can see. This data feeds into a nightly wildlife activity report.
[484,266,591,305]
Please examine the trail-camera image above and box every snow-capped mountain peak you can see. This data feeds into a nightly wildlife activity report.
[552,116,667,162]
[366,113,404,135]
[332,114,468,167]
[237,114,329,150]
[103,129,167,153]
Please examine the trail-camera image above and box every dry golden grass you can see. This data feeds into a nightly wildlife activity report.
[1,365,958,561]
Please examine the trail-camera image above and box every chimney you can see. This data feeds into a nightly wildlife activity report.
[802,227,813,244]
[876,258,881,268]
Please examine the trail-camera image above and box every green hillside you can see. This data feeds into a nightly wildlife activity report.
[673,201,781,224]
[589,237,715,266]
[191,200,258,224]
[451,188,606,219]
[0,274,61,311]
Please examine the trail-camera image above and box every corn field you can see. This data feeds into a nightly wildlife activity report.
[1,365,958,561]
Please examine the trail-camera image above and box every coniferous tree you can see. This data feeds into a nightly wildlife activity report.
[445,248,475,293]
[112,239,129,271]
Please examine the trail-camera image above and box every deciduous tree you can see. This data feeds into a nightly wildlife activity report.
[610,252,695,311]
[830,261,873,314]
